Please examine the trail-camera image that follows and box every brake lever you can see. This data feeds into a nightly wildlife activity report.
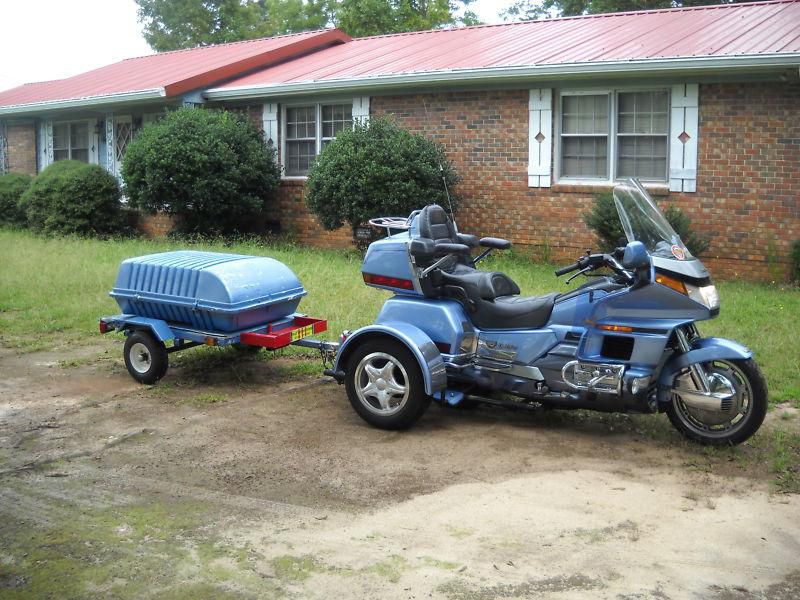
[566,266,593,284]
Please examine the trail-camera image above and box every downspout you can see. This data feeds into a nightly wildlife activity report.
[0,120,7,174]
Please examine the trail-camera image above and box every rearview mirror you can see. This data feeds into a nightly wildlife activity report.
[622,241,650,270]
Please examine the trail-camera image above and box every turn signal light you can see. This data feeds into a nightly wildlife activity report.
[363,273,414,290]
[655,273,687,295]
[598,324,633,333]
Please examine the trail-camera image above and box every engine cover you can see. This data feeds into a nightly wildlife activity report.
[562,361,625,395]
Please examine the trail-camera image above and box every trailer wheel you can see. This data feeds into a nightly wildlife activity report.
[124,331,168,384]
[345,339,430,430]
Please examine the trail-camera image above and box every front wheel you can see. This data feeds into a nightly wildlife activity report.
[345,339,431,430]
[667,358,767,446]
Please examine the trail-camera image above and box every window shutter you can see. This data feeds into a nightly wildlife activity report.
[0,122,7,174]
[528,89,552,188]
[262,102,278,147]
[105,115,116,175]
[669,84,699,193]
[352,96,370,124]
[41,120,53,169]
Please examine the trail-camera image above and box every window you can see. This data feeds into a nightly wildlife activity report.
[53,121,90,162]
[284,103,352,176]
[558,90,669,183]
[616,92,668,180]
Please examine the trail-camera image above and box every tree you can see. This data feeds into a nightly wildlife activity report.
[305,117,459,244]
[501,0,752,21]
[121,108,281,235]
[135,0,479,51]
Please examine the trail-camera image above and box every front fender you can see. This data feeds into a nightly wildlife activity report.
[657,337,752,402]
[334,321,447,395]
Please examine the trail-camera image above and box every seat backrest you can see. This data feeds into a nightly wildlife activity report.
[418,204,458,245]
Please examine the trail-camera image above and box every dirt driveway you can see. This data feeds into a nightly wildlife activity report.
[0,341,798,599]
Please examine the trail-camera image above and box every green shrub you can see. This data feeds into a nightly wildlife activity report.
[0,172,32,226]
[305,117,460,244]
[122,107,280,236]
[21,161,122,236]
[584,192,710,257]
[791,240,800,283]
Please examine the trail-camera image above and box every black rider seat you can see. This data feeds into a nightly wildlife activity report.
[416,204,558,330]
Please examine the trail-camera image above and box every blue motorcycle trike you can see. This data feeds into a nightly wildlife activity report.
[329,179,767,446]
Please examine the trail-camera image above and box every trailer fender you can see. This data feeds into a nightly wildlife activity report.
[334,322,447,395]
[114,315,175,343]
[657,337,752,403]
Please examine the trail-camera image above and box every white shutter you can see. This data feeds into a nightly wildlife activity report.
[42,120,54,169]
[669,84,699,193]
[105,115,116,175]
[262,102,278,147]
[352,96,370,124]
[0,122,7,174]
[528,88,552,188]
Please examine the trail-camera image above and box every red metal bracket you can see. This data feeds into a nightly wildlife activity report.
[239,316,327,350]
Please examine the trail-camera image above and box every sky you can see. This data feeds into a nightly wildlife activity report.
[0,0,509,93]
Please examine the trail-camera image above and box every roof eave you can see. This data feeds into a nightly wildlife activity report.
[0,88,167,117]
[204,54,800,100]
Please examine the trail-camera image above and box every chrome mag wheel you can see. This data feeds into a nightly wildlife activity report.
[354,352,410,416]
[667,358,767,445]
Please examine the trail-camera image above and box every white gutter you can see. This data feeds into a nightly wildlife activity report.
[0,88,167,116]
[204,54,800,100]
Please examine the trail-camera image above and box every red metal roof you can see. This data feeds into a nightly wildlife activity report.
[0,29,349,110]
[216,0,800,90]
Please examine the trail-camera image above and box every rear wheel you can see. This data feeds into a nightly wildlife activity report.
[345,339,431,430]
[667,358,767,446]
[124,330,168,385]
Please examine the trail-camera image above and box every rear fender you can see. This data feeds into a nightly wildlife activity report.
[112,315,175,343]
[657,337,752,403]
[334,322,447,395]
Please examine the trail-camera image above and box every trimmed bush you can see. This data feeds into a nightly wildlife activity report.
[122,108,280,235]
[305,117,460,244]
[584,192,710,257]
[21,161,122,236]
[0,172,32,226]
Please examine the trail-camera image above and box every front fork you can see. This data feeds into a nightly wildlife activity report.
[674,325,711,393]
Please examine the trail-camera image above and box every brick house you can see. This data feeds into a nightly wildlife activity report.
[0,1,798,279]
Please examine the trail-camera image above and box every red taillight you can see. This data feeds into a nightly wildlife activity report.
[98,320,112,334]
[363,273,414,290]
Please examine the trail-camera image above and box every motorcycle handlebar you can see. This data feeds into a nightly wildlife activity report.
[554,262,581,277]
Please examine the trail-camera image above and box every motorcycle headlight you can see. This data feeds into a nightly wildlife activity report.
[686,284,719,310]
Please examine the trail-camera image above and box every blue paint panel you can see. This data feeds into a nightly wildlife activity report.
[375,296,468,352]
[360,232,422,296]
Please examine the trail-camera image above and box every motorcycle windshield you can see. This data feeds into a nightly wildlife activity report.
[613,178,693,261]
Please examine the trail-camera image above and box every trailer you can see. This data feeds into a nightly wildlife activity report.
[99,251,337,383]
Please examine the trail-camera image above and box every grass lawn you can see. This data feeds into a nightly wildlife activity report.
[1,228,798,405]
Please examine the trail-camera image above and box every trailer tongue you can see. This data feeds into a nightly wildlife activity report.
[100,251,335,384]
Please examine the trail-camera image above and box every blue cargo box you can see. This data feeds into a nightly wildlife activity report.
[110,251,307,333]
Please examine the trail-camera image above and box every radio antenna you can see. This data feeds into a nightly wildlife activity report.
[422,98,456,224]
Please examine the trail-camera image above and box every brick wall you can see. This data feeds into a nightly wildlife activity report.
[138,212,176,238]
[267,180,351,248]
[5,121,37,175]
